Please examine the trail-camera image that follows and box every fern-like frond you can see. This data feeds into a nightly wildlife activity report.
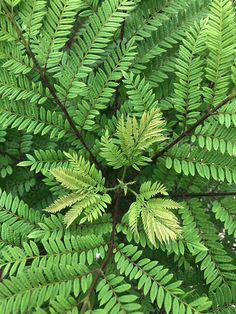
[18,0,46,42]
[118,109,166,153]
[184,200,236,291]
[214,99,236,128]
[141,199,181,246]
[0,264,94,313]
[128,184,182,246]
[64,152,105,191]
[50,168,91,190]
[43,191,83,213]
[165,144,236,184]
[0,222,23,250]
[28,213,112,241]
[100,131,128,169]
[34,0,81,69]
[132,0,208,72]
[179,202,208,254]
[96,274,141,313]
[0,101,71,139]
[204,0,236,106]
[101,109,166,169]
[139,181,168,199]
[18,149,70,174]
[123,72,159,115]
[191,121,236,155]
[0,15,18,42]
[0,234,107,277]
[118,211,207,256]
[0,69,48,103]
[173,19,206,129]
[0,43,33,75]
[115,243,212,313]
[0,189,43,238]
[44,154,111,227]
[63,193,99,226]
[212,199,236,238]
[55,0,136,102]
[75,41,137,131]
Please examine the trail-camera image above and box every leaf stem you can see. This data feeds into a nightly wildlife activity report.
[80,167,127,313]
[130,92,236,180]
[152,93,236,161]
[2,3,99,167]
[127,187,138,197]
[80,191,121,313]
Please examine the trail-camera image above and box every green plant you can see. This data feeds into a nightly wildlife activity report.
[0,0,236,313]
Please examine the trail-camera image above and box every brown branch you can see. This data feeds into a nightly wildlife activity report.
[80,191,121,314]
[130,92,236,180]
[174,191,236,198]
[152,93,236,161]
[64,12,81,50]
[2,4,99,166]
[110,21,126,116]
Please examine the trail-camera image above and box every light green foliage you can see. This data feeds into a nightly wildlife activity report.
[0,69,48,103]
[101,108,166,169]
[44,153,111,226]
[0,0,235,313]
[165,144,236,184]
[35,0,81,69]
[128,181,182,245]
[173,20,206,129]
[204,0,236,105]
[212,199,236,238]
[19,0,46,41]
[75,40,137,131]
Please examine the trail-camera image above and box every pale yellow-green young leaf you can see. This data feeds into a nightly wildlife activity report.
[64,194,100,227]
[64,152,105,191]
[43,191,83,213]
[4,0,21,7]
[128,200,142,233]
[50,168,92,190]
[141,203,181,246]
[116,114,135,156]
[80,193,112,223]
[137,109,166,150]
[139,181,168,199]
[116,109,166,168]
[128,193,182,247]
[149,198,182,210]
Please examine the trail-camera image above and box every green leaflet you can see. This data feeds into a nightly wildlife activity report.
[100,108,166,169]
[165,144,236,184]
[44,152,111,227]
[0,0,235,313]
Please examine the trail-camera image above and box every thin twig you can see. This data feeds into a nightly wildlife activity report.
[64,12,81,50]
[130,92,236,180]
[152,93,236,161]
[110,21,126,116]
[2,4,99,166]
[80,164,126,313]
[80,191,121,314]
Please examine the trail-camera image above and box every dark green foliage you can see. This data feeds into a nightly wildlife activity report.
[0,0,235,313]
